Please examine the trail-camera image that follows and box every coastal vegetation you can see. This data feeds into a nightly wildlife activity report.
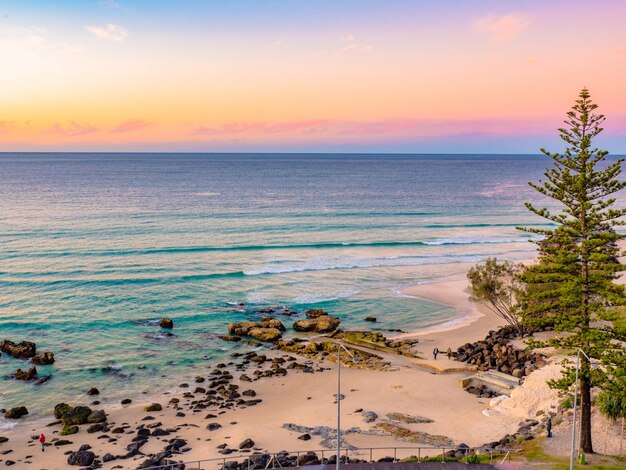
[516,88,626,454]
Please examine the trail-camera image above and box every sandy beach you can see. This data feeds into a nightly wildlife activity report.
[0,270,542,469]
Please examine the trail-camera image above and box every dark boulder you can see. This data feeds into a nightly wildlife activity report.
[67,450,95,466]
[14,366,37,381]
[4,407,28,419]
[62,406,92,425]
[31,351,55,365]
[160,318,174,329]
[54,403,72,419]
[0,340,36,359]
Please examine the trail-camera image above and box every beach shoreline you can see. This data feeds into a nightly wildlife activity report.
[0,270,533,469]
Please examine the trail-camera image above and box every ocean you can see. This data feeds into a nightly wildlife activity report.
[0,153,621,426]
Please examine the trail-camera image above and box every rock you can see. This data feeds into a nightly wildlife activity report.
[160,318,174,329]
[61,425,79,435]
[0,437,8,444]
[86,387,100,396]
[247,327,282,342]
[0,340,36,358]
[54,439,73,446]
[305,309,329,318]
[386,412,434,424]
[121,398,132,405]
[102,453,115,462]
[239,438,255,449]
[62,406,92,425]
[242,389,256,397]
[293,315,341,333]
[362,411,378,423]
[54,403,72,419]
[87,423,107,433]
[207,423,222,431]
[144,403,162,412]
[87,410,107,423]
[364,316,377,322]
[31,351,55,365]
[219,335,242,342]
[67,450,95,466]
[298,433,311,441]
[4,407,28,419]
[14,366,37,381]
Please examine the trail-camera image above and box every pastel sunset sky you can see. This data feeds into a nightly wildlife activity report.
[1,0,626,153]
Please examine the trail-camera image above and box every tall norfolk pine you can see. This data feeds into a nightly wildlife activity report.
[518,88,626,454]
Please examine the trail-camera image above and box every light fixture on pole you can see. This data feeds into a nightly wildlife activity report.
[570,348,595,470]
[310,334,357,470]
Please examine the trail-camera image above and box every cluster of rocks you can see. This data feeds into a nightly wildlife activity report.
[292,309,341,333]
[334,331,420,358]
[53,404,108,436]
[1,340,55,364]
[227,317,286,342]
[463,384,498,399]
[454,327,546,378]
[274,338,392,371]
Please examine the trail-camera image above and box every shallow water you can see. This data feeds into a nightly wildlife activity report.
[0,153,622,422]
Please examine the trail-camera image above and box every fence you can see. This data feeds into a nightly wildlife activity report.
[143,445,518,470]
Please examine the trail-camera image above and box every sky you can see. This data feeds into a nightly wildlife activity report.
[1,0,626,153]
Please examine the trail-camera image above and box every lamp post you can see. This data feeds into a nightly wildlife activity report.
[335,341,355,470]
[570,348,593,470]
[311,334,356,470]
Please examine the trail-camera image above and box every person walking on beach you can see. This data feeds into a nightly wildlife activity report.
[547,417,552,438]
[446,347,452,359]
[433,347,439,360]
[39,433,46,452]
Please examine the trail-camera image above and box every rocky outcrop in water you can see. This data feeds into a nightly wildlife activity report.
[13,366,37,381]
[293,315,340,333]
[334,331,420,358]
[31,351,55,365]
[160,318,174,329]
[1,340,36,359]
[227,318,286,342]
[3,407,28,419]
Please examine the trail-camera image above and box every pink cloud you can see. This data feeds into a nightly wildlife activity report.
[191,118,552,140]
[473,12,530,44]
[111,119,154,133]
[47,121,98,137]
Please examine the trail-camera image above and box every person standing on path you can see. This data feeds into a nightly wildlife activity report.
[39,433,46,452]
[547,417,552,438]
[446,347,452,359]
[433,347,439,360]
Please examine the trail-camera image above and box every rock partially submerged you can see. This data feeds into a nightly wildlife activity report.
[31,351,55,365]
[228,318,286,342]
[13,366,37,381]
[160,317,174,329]
[0,340,36,358]
[3,406,28,419]
[335,331,420,358]
[293,315,341,333]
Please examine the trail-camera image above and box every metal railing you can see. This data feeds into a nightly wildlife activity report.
[142,445,519,469]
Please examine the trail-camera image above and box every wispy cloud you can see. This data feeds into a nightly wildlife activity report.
[85,23,128,42]
[308,34,373,57]
[191,118,549,139]
[473,12,530,44]
[111,119,153,133]
[0,121,15,134]
[47,122,99,137]
[0,26,81,54]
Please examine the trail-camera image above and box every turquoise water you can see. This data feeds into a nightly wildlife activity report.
[1,153,620,425]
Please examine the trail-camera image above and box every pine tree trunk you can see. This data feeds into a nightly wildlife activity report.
[580,372,594,454]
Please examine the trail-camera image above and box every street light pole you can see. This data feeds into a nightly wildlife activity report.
[310,334,355,470]
[570,348,592,470]
[337,344,341,470]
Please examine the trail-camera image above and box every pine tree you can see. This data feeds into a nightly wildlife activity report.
[518,88,626,454]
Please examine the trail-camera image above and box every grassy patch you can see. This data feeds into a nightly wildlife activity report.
[516,438,626,469]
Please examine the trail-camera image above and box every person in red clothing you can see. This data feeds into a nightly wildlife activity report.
[39,433,45,452]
